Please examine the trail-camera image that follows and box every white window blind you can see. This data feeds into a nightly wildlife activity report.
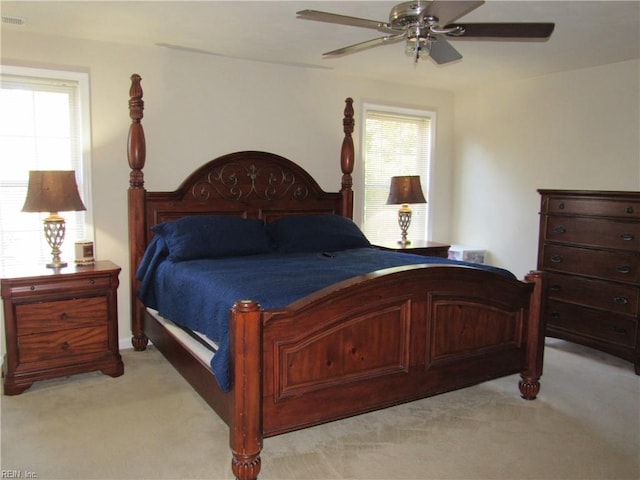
[362,107,433,244]
[0,68,91,275]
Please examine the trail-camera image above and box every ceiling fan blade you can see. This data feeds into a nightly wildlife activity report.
[424,0,485,25]
[428,37,463,64]
[447,22,555,38]
[323,34,405,57]
[296,10,398,35]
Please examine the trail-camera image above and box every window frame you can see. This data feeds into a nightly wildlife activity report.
[356,101,436,244]
[0,65,93,273]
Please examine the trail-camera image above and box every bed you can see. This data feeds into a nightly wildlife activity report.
[126,74,546,480]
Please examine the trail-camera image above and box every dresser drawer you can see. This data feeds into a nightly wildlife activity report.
[15,297,108,336]
[547,273,639,315]
[544,216,640,251]
[541,244,640,283]
[547,300,637,348]
[545,196,640,218]
[18,325,109,364]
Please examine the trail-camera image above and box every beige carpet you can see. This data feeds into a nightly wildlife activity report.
[2,339,638,480]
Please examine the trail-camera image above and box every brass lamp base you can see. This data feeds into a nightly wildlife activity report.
[43,214,68,269]
[397,204,412,246]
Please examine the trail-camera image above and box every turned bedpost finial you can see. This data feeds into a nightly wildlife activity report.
[340,97,354,218]
[128,73,149,351]
[128,73,146,189]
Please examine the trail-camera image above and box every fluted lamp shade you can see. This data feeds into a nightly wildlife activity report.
[386,175,427,246]
[22,170,86,268]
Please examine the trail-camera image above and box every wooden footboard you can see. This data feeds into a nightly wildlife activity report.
[229,266,545,480]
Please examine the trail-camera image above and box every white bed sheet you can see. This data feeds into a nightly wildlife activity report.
[146,308,217,366]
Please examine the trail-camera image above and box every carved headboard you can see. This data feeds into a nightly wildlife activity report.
[126,74,355,344]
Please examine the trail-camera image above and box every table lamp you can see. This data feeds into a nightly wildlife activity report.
[386,175,426,246]
[22,170,86,268]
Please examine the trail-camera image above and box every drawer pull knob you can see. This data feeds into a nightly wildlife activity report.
[550,255,563,263]
[30,285,35,291]
[617,265,631,274]
[550,284,561,292]
[61,341,70,350]
[60,312,69,321]
[620,232,634,241]
[613,296,629,305]
[612,326,628,336]
[627,206,634,214]
[550,311,560,320]
[558,202,565,210]
[90,279,95,285]
[553,225,566,234]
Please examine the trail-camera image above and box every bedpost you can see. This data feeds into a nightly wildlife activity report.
[127,73,149,351]
[229,300,263,480]
[340,97,354,219]
[519,270,546,399]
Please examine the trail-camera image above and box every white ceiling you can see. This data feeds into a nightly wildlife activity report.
[2,1,639,91]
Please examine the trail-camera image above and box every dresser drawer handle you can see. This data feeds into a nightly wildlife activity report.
[549,284,561,292]
[613,296,629,305]
[620,232,635,241]
[60,312,69,321]
[553,225,566,234]
[550,311,560,320]
[617,265,631,274]
[612,326,628,336]
[627,206,634,214]
[558,202,565,210]
[61,341,70,350]
[90,279,95,285]
[550,255,563,263]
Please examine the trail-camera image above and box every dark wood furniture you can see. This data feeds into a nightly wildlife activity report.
[375,240,451,258]
[1,260,123,395]
[537,189,640,374]
[126,74,545,480]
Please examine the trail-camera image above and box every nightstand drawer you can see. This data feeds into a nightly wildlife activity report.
[18,325,109,364]
[16,297,108,335]
[7,276,112,297]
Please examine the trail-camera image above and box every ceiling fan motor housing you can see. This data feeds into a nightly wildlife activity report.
[389,1,436,29]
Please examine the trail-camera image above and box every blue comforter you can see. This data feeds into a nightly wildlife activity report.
[137,237,514,392]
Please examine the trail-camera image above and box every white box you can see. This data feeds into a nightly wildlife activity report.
[448,245,486,264]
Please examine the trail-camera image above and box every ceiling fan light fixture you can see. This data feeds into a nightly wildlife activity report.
[405,25,434,62]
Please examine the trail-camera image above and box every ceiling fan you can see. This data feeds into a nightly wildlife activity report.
[297,1,555,64]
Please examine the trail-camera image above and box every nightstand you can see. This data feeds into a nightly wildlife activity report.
[375,240,451,258]
[1,260,124,395]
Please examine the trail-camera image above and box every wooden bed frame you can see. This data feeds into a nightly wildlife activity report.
[126,74,546,480]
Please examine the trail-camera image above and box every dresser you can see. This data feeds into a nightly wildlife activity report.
[537,190,640,374]
[2,261,124,394]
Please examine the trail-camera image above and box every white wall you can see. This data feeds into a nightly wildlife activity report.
[2,30,455,346]
[452,60,640,278]
[4,30,639,346]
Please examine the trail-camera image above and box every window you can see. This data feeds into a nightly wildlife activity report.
[0,66,92,275]
[360,104,434,244]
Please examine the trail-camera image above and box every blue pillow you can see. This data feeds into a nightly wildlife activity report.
[267,215,371,253]
[152,215,273,261]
